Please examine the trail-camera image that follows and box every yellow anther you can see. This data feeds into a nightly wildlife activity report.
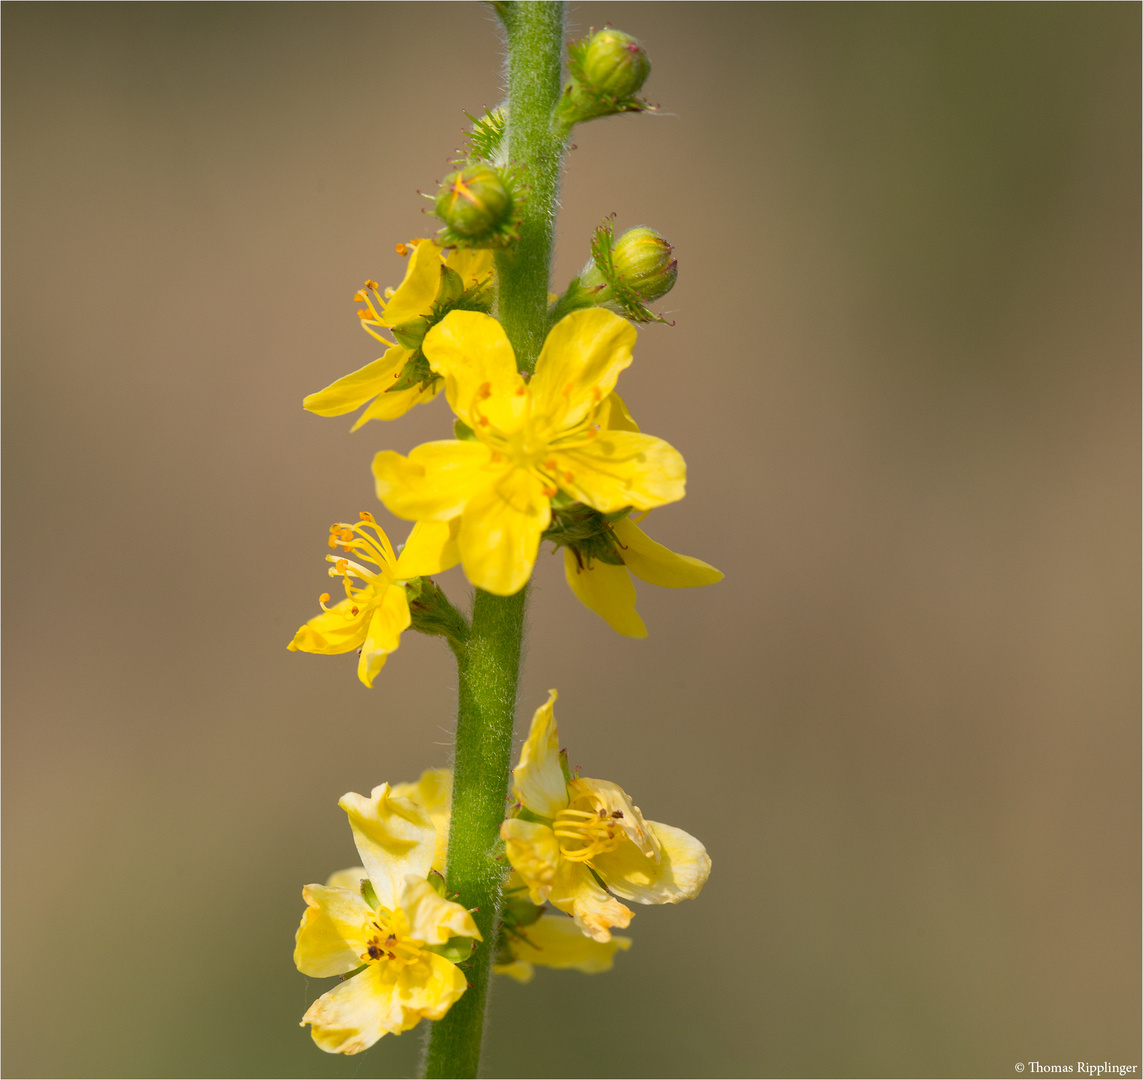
[563,470,574,483]
[357,309,371,320]
[319,592,331,603]
[562,382,574,397]
[354,290,367,302]
[395,243,410,256]
[515,385,527,396]
[541,485,558,497]
[359,511,374,521]
[591,386,602,403]
[478,381,492,399]
[364,279,379,290]
[544,458,558,472]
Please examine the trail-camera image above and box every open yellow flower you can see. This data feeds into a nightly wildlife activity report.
[303,240,494,429]
[500,691,711,942]
[295,783,482,1055]
[287,513,459,687]
[372,308,687,596]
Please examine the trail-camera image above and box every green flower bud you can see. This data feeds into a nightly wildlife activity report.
[601,226,677,301]
[580,28,651,99]
[434,164,512,240]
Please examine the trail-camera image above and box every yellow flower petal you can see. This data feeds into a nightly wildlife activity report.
[373,441,495,522]
[590,819,711,906]
[324,866,368,892]
[303,347,404,416]
[357,584,411,688]
[554,431,686,513]
[492,958,536,983]
[547,859,633,943]
[422,310,527,434]
[303,964,405,1054]
[611,517,723,588]
[603,390,640,433]
[443,246,494,286]
[512,690,568,819]
[500,818,561,905]
[397,874,481,945]
[562,547,647,638]
[288,595,370,655]
[458,467,551,596]
[507,913,631,974]
[339,784,436,910]
[381,240,445,327]
[390,769,452,874]
[395,951,469,1024]
[529,309,636,431]
[350,377,440,430]
[294,884,372,978]
[393,520,461,580]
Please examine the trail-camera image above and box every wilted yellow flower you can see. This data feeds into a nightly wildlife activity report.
[295,783,481,1055]
[303,240,494,428]
[373,308,686,596]
[500,691,711,941]
[287,514,458,687]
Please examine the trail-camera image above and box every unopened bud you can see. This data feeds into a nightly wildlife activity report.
[608,227,677,301]
[580,29,650,99]
[434,164,512,240]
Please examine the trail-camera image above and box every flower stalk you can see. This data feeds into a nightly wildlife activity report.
[421,3,568,1076]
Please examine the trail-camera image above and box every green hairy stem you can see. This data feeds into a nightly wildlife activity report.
[421,4,567,1076]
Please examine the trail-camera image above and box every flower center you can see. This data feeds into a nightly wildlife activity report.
[360,907,425,969]
[552,804,626,863]
[315,512,396,615]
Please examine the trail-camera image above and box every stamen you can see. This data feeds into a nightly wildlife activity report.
[395,243,410,256]
[364,279,379,290]
[541,485,558,497]
[478,381,492,399]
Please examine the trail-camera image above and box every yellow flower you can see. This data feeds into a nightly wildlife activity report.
[493,911,632,984]
[303,240,494,429]
[295,783,482,1055]
[500,691,711,942]
[372,308,687,596]
[287,513,459,687]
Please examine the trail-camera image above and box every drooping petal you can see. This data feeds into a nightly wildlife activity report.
[381,241,445,327]
[390,769,451,873]
[393,520,461,580]
[302,963,405,1054]
[288,595,371,655]
[546,860,633,943]
[603,391,640,433]
[357,585,411,688]
[507,913,631,974]
[569,777,659,859]
[500,818,561,906]
[294,884,372,978]
[530,309,636,432]
[563,547,646,638]
[350,377,440,430]
[458,466,551,596]
[324,867,369,892]
[422,310,527,433]
[512,690,568,818]
[303,347,404,416]
[492,958,536,983]
[590,819,711,906]
[373,440,495,522]
[339,784,436,910]
[612,517,723,588]
[391,952,469,1025]
[398,875,481,945]
[554,431,686,513]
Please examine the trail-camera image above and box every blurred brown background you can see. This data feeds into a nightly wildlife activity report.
[3,3,1139,1077]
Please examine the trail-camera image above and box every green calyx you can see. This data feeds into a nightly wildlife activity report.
[542,499,631,568]
[434,163,523,249]
[462,107,508,166]
[386,265,493,395]
[408,577,470,648]
[556,27,653,129]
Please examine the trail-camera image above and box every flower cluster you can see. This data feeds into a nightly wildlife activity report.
[291,24,721,1058]
[297,693,709,1053]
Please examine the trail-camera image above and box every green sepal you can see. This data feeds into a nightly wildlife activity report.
[462,107,508,165]
[427,870,448,897]
[515,806,550,826]
[559,747,574,784]
[542,500,629,566]
[360,879,380,909]
[409,578,470,647]
[388,351,436,392]
[428,935,479,964]
[338,962,369,982]
[454,418,477,441]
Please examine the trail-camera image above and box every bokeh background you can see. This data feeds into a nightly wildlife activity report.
[3,3,1138,1077]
